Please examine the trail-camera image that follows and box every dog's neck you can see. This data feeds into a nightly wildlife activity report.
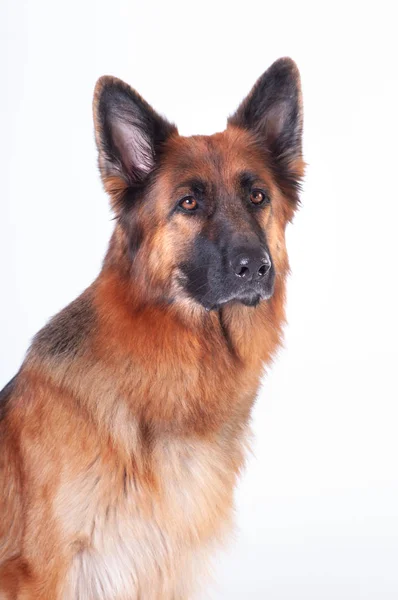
[24,260,286,443]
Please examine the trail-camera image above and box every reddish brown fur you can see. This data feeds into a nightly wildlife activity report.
[0,60,304,599]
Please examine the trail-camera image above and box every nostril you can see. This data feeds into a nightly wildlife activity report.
[236,265,249,278]
[258,264,268,277]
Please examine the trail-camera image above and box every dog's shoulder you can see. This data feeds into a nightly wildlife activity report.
[29,288,96,362]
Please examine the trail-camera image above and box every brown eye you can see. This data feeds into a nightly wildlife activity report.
[179,196,198,211]
[250,190,267,205]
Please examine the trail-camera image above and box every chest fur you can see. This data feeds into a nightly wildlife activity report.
[61,430,248,600]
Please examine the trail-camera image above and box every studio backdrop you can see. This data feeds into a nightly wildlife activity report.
[1,1,397,598]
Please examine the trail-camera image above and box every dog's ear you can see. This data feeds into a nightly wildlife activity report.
[93,76,177,210]
[228,58,304,201]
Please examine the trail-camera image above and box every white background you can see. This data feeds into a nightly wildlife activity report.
[1,1,398,598]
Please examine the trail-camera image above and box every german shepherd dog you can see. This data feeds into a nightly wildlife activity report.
[0,58,304,599]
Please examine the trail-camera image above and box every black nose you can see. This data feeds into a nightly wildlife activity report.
[232,250,271,282]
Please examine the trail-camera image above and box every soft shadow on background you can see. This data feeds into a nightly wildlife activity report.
[1,1,397,598]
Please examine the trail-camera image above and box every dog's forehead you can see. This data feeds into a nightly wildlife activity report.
[160,127,268,190]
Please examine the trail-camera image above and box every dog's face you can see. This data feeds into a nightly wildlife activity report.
[94,59,304,311]
[152,130,278,310]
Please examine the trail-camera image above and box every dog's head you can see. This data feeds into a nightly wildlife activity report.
[93,58,304,312]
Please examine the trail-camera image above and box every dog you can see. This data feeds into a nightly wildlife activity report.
[0,57,304,599]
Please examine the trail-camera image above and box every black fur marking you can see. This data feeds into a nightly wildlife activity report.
[0,375,17,421]
[239,171,260,190]
[172,178,207,198]
[116,192,146,260]
[128,221,144,259]
[218,309,238,358]
[32,292,95,360]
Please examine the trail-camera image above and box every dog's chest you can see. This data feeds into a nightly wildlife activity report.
[62,433,247,600]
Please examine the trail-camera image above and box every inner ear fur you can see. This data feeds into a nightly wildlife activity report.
[93,76,177,211]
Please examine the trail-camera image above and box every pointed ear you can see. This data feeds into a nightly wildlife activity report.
[228,58,304,201]
[93,76,177,210]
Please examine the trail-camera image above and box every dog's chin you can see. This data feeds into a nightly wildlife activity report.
[239,294,262,307]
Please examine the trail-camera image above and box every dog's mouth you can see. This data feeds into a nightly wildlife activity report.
[201,286,274,311]
[186,281,275,312]
[174,264,275,311]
